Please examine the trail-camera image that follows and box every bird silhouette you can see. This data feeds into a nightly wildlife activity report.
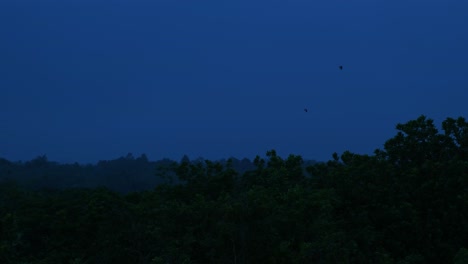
[339,65,343,70]
[304,108,308,112]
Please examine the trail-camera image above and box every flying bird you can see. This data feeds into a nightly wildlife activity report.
[339,65,343,70]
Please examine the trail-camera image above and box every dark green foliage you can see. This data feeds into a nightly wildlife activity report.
[0,115,467,263]
[0,154,262,193]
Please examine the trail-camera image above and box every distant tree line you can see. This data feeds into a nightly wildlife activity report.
[0,153,268,193]
[0,115,467,263]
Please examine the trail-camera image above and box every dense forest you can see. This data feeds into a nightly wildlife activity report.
[0,154,268,193]
[1,115,467,263]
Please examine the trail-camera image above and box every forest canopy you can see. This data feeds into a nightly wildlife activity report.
[0,115,467,263]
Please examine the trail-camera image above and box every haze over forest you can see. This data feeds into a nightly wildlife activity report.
[1,115,468,263]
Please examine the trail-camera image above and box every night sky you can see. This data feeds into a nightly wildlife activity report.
[1,0,467,164]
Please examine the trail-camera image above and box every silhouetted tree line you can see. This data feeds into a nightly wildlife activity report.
[0,154,262,193]
[0,115,467,263]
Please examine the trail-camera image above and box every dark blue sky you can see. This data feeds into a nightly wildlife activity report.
[1,0,467,164]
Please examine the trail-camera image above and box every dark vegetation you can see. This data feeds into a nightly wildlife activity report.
[1,115,467,263]
[0,154,265,193]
